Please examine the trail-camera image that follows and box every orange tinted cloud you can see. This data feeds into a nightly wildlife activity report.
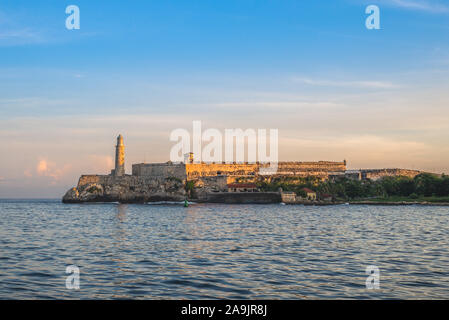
[36,158,72,181]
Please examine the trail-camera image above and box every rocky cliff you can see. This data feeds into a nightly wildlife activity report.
[62,174,186,203]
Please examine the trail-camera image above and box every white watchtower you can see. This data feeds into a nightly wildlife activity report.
[114,134,125,176]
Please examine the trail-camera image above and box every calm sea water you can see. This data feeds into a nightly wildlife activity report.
[0,199,448,299]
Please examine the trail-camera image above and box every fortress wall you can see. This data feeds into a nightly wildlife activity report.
[132,163,187,179]
[195,175,228,191]
[131,161,347,181]
[185,163,258,179]
[362,169,422,181]
[194,176,229,200]
[186,161,346,179]
[260,161,346,178]
[203,192,282,204]
[274,161,346,173]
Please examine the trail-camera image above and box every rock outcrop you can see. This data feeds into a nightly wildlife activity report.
[62,174,186,203]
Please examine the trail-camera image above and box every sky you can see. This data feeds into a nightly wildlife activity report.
[0,0,449,198]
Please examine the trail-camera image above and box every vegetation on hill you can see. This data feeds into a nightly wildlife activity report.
[257,173,449,201]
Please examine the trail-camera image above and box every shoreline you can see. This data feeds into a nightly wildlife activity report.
[60,198,449,206]
[285,201,449,206]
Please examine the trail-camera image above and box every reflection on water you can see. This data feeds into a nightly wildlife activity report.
[0,199,449,299]
[112,204,129,286]
[116,204,127,223]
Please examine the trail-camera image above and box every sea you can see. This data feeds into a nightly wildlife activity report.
[1,199,448,299]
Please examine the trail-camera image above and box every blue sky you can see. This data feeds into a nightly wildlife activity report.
[1,0,449,197]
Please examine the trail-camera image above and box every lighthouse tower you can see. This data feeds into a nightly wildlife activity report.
[114,134,125,176]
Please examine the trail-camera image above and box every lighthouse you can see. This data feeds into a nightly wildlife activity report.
[114,134,125,176]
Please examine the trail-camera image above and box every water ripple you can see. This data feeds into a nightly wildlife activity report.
[0,200,448,299]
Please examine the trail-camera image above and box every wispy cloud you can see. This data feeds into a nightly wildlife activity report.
[36,158,72,182]
[0,9,47,46]
[384,0,449,13]
[281,134,449,172]
[0,28,44,43]
[211,101,342,109]
[0,176,13,184]
[23,170,32,178]
[88,155,114,173]
[0,97,68,108]
[293,77,399,89]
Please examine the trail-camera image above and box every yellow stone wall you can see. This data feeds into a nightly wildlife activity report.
[185,163,258,179]
[185,161,346,179]
[132,161,347,181]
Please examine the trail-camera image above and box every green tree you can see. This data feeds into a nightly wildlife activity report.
[397,177,415,196]
[439,176,449,196]
[298,189,307,198]
[414,173,439,196]
[344,180,363,199]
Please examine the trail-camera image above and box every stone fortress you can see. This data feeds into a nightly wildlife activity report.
[63,135,424,203]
